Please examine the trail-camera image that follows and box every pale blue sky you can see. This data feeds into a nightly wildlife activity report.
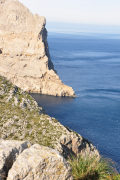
[19,0,120,25]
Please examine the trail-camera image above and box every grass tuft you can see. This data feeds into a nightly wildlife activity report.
[69,155,120,180]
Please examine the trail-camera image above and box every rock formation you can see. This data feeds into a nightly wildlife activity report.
[0,140,72,180]
[0,140,31,180]
[0,0,75,97]
[7,144,72,180]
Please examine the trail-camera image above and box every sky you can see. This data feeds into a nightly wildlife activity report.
[19,0,120,34]
[19,0,120,25]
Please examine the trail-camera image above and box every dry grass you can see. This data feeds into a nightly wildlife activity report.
[69,155,120,180]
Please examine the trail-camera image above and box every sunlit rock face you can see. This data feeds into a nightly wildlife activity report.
[0,0,75,97]
[7,144,73,180]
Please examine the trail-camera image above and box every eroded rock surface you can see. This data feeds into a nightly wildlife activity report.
[7,144,73,180]
[60,132,99,159]
[0,140,31,180]
[0,0,75,97]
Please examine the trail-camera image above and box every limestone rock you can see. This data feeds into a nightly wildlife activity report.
[0,0,75,97]
[7,144,73,180]
[0,0,5,4]
[60,133,99,158]
[0,139,31,180]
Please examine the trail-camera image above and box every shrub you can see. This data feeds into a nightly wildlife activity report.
[69,155,119,180]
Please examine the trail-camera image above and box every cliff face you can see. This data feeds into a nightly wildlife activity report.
[0,0,75,97]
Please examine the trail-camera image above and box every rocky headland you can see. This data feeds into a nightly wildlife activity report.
[0,0,75,97]
[0,1,99,179]
[0,75,99,179]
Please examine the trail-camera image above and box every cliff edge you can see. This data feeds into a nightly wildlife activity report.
[0,0,75,97]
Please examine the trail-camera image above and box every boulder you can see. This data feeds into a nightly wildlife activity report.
[0,140,31,180]
[7,144,73,180]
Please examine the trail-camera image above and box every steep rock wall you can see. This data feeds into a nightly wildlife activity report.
[0,0,75,97]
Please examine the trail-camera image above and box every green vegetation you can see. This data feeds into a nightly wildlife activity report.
[52,118,58,123]
[0,75,67,149]
[69,155,120,180]
[112,174,120,180]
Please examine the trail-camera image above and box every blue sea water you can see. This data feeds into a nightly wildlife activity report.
[31,32,120,167]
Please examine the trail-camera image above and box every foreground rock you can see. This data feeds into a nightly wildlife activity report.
[0,140,31,180]
[0,75,99,159]
[0,0,75,97]
[7,144,72,180]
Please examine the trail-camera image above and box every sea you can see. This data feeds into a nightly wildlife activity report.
[30,30,120,168]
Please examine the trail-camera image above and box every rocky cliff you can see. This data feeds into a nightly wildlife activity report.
[0,0,75,97]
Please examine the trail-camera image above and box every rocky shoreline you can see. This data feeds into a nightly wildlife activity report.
[0,1,99,179]
[0,76,99,157]
[0,75,99,179]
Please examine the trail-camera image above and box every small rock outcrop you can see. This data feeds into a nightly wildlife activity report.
[0,0,75,97]
[0,140,31,180]
[7,144,73,180]
[60,133,99,159]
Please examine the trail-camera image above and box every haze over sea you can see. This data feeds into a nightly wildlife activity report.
[31,27,120,167]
